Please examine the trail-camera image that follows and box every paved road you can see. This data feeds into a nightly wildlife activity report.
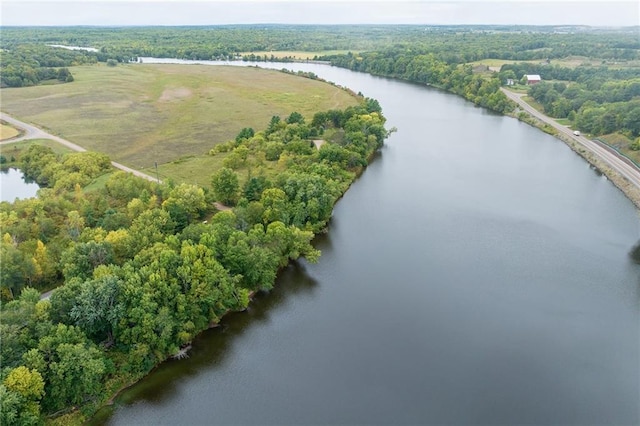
[1,112,160,183]
[501,88,640,191]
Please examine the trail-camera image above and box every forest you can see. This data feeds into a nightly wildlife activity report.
[0,100,388,424]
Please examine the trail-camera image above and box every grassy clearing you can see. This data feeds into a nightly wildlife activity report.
[0,139,74,160]
[0,63,358,173]
[469,58,539,71]
[523,96,546,114]
[157,150,287,188]
[83,172,115,193]
[470,56,640,71]
[599,133,640,165]
[0,122,21,141]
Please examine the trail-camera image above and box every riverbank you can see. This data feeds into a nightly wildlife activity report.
[506,105,640,211]
[547,127,640,211]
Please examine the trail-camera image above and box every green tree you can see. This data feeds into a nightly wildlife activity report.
[211,167,240,206]
[286,111,305,124]
[61,241,114,281]
[0,384,42,426]
[70,274,123,345]
[162,183,207,231]
[0,235,37,300]
[3,366,44,401]
[243,175,270,201]
[235,127,255,142]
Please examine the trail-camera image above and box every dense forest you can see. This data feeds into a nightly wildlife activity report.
[2,25,639,62]
[0,100,388,424]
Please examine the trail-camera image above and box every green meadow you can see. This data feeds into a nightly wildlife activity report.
[0,63,357,179]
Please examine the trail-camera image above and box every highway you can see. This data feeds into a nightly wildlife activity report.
[501,88,640,191]
[1,112,160,183]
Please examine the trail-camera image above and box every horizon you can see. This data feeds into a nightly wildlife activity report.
[2,1,639,27]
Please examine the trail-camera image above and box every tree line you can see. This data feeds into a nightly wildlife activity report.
[0,100,388,424]
[3,25,638,90]
[326,50,514,114]
[0,44,95,87]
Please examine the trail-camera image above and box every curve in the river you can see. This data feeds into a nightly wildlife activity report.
[89,60,640,425]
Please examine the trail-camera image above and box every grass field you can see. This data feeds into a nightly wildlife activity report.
[469,56,640,71]
[0,122,20,141]
[0,63,358,174]
[0,139,74,158]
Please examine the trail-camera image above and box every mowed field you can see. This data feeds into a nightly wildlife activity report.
[0,122,20,141]
[0,63,357,171]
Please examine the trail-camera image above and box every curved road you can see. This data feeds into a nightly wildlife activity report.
[501,88,640,190]
[1,112,159,182]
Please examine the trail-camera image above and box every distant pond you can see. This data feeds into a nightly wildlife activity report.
[0,168,40,202]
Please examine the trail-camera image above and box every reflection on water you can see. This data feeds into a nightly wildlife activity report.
[90,261,318,424]
[630,240,640,263]
[0,168,39,202]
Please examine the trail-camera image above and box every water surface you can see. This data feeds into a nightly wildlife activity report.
[0,167,39,202]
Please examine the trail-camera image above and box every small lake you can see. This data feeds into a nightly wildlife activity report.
[0,168,39,202]
[47,44,99,52]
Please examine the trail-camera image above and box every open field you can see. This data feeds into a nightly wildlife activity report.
[469,56,640,71]
[0,122,20,141]
[0,139,74,158]
[0,63,358,172]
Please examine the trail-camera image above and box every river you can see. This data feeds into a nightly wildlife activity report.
[96,61,640,425]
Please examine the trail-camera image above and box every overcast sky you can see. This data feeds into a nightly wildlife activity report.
[2,1,638,27]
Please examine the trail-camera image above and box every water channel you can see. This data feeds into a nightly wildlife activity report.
[98,61,640,425]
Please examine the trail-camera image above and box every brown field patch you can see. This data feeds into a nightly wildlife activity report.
[159,87,192,102]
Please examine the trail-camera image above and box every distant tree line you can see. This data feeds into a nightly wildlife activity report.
[0,45,94,87]
[2,25,638,65]
[495,62,640,139]
[327,50,514,113]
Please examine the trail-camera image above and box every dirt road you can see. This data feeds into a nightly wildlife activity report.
[501,88,640,191]
[1,112,160,182]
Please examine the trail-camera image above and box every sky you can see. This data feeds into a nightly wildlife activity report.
[1,1,639,27]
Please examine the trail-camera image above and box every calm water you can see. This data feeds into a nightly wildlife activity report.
[98,61,640,425]
[0,167,39,202]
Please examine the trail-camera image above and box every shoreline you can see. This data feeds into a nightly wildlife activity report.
[508,110,640,211]
[71,290,260,424]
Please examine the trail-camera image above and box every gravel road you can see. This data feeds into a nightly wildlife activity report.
[1,112,160,183]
